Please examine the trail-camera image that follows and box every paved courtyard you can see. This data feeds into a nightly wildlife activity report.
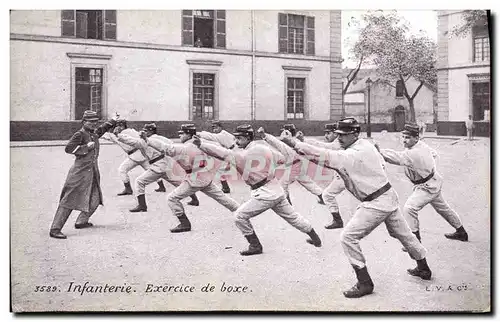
[10,133,490,312]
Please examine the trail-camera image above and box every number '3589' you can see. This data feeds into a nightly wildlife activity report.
[34,285,58,292]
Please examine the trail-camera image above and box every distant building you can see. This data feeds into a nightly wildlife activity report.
[343,69,436,131]
[437,10,490,136]
[10,10,343,140]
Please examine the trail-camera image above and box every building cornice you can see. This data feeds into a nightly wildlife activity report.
[282,65,312,71]
[186,59,223,66]
[437,63,490,71]
[11,33,342,63]
[66,52,112,60]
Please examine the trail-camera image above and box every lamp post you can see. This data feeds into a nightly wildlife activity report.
[365,77,373,138]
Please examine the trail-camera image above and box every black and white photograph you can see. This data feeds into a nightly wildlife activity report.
[8,5,491,313]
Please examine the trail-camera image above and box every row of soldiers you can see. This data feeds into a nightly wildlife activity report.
[48,110,469,298]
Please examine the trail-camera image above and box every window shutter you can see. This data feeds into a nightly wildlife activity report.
[61,10,75,37]
[215,10,226,48]
[306,16,315,55]
[182,10,194,46]
[104,10,117,40]
[278,13,288,53]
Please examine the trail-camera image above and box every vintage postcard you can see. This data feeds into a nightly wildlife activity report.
[9,8,491,312]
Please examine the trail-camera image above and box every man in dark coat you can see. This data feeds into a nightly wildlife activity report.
[49,110,118,239]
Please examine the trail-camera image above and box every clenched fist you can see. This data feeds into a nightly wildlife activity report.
[192,135,201,147]
[280,136,296,148]
[86,142,95,150]
[296,131,305,142]
[256,127,266,139]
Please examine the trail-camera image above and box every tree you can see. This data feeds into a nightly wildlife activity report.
[449,10,489,37]
[353,11,437,122]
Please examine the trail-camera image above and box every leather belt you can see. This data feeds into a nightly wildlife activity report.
[411,170,434,185]
[149,154,165,164]
[363,182,392,202]
[127,148,138,155]
[250,178,269,190]
[185,164,205,174]
[292,159,301,165]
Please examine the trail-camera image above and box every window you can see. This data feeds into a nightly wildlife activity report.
[287,78,305,119]
[75,68,103,120]
[61,10,116,40]
[192,73,216,120]
[473,25,489,62]
[182,10,226,48]
[279,13,315,55]
[472,81,490,121]
[396,80,404,97]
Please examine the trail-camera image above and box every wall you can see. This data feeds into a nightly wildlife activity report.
[10,10,60,36]
[10,40,252,121]
[447,66,490,121]
[254,58,331,120]
[253,10,332,57]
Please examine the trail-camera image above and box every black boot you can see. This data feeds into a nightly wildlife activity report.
[343,266,375,298]
[49,230,67,239]
[170,214,192,233]
[402,231,421,252]
[317,194,325,205]
[117,182,133,196]
[129,194,147,212]
[155,180,166,192]
[240,232,263,256]
[325,212,343,229]
[444,226,468,242]
[286,195,292,205]
[221,180,231,194]
[187,194,199,206]
[407,258,432,280]
[306,228,322,247]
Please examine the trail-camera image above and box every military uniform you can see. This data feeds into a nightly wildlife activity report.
[289,118,432,298]
[380,123,468,243]
[49,110,117,239]
[303,123,346,229]
[117,123,198,212]
[102,124,164,195]
[261,123,324,206]
[146,124,240,232]
[197,120,236,193]
[196,124,322,256]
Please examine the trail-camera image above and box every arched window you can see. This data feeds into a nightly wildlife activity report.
[396,80,404,98]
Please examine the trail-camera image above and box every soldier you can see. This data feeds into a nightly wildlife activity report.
[281,118,432,298]
[143,124,240,233]
[379,123,468,246]
[296,123,347,229]
[49,110,118,239]
[256,124,324,206]
[116,123,199,212]
[101,119,164,195]
[192,124,322,256]
[197,120,235,193]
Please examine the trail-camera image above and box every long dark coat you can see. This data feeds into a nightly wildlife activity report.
[58,120,116,212]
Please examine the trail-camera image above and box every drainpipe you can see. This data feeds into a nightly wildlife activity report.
[251,10,256,120]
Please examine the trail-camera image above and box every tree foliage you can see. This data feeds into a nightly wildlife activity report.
[351,11,437,122]
[449,10,488,37]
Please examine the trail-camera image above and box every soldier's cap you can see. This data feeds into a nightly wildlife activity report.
[142,123,157,132]
[211,120,222,128]
[324,123,338,132]
[82,110,99,122]
[178,123,197,135]
[401,123,420,137]
[280,124,297,135]
[334,118,361,134]
[232,124,254,138]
